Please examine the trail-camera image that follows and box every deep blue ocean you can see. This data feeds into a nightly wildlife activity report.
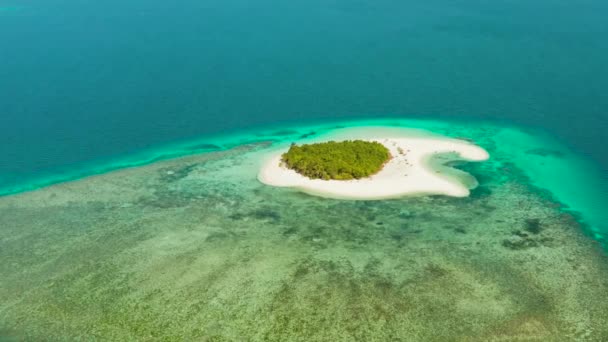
[1,0,607,189]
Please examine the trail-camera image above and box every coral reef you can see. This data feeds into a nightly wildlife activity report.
[1,126,607,341]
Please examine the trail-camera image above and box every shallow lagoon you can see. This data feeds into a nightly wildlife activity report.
[1,119,607,340]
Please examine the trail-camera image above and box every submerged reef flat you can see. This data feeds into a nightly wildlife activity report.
[1,122,608,341]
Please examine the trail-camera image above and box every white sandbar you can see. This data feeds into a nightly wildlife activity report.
[258,135,489,200]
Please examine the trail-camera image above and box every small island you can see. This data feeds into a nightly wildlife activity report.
[258,130,490,200]
[282,140,390,180]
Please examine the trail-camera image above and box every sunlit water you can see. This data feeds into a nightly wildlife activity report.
[1,0,608,340]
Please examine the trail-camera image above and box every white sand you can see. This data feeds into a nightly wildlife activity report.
[258,136,489,200]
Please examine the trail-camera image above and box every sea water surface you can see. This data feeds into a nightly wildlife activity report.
[1,0,608,340]
[1,0,607,182]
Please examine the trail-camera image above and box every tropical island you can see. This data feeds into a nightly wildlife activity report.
[258,130,490,200]
[281,140,390,180]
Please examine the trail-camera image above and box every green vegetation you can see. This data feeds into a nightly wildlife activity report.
[281,140,391,180]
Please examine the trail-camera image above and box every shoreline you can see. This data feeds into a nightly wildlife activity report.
[258,134,490,200]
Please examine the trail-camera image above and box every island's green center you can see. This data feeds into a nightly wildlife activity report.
[281,140,391,180]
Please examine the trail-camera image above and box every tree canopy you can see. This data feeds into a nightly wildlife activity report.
[281,140,390,180]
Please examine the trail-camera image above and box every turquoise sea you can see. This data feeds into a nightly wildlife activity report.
[1,0,608,340]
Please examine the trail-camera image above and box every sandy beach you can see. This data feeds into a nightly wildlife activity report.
[258,136,489,199]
